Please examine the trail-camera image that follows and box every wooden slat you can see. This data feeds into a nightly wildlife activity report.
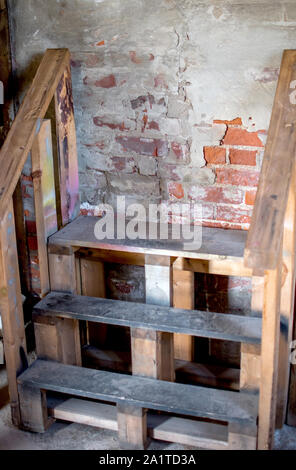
[174,257,253,277]
[0,200,27,425]
[55,62,80,226]
[173,269,195,361]
[32,120,58,297]
[49,215,247,261]
[276,164,296,427]
[258,267,282,449]
[0,49,70,216]
[245,50,296,270]
[33,292,262,344]
[18,360,258,427]
[47,396,229,450]
[48,397,229,449]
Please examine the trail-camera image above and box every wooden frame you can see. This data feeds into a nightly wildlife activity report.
[0,47,296,450]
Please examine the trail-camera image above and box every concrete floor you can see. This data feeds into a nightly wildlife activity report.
[0,366,296,450]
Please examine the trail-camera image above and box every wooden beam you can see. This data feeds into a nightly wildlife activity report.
[173,269,194,361]
[55,61,80,226]
[31,120,58,297]
[117,403,148,450]
[245,50,296,270]
[276,164,296,428]
[258,266,282,449]
[0,200,27,426]
[0,48,70,216]
[131,256,175,381]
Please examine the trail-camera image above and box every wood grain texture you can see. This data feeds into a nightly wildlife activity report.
[0,49,70,216]
[18,359,258,427]
[55,63,80,226]
[32,120,58,297]
[258,267,282,449]
[33,291,262,344]
[49,215,247,261]
[173,269,194,361]
[0,200,27,426]
[245,50,296,270]
[48,397,229,449]
[276,164,296,428]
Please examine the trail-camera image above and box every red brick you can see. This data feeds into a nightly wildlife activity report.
[216,205,252,224]
[222,128,264,147]
[171,142,189,162]
[95,74,116,88]
[189,186,243,204]
[214,117,243,126]
[245,189,257,205]
[148,120,160,131]
[202,220,244,230]
[93,117,126,131]
[27,236,38,251]
[129,51,142,64]
[204,146,226,164]
[229,149,257,166]
[216,168,260,187]
[109,156,136,173]
[116,136,168,157]
[168,182,184,200]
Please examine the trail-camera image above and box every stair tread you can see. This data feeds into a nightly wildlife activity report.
[34,292,261,344]
[48,215,247,261]
[18,360,258,426]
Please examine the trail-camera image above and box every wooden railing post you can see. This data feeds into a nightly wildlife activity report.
[0,199,27,426]
[276,163,296,428]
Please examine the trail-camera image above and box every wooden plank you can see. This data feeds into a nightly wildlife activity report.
[132,257,174,381]
[287,314,296,426]
[245,50,296,270]
[33,292,262,344]
[48,396,229,450]
[18,359,258,426]
[240,276,263,392]
[174,257,253,277]
[18,384,53,433]
[49,215,247,261]
[48,252,77,293]
[37,249,82,365]
[258,267,282,450]
[55,61,80,226]
[0,49,70,216]
[80,258,107,347]
[0,200,27,426]
[82,345,240,390]
[276,164,296,428]
[117,403,148,450]
[173,269,194,361]
[31,120,58,297]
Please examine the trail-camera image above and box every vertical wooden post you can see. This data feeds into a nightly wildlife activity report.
[0,200,27,426]
[80,258,107,347]
[31,119,58,297]
[287,308,296,426]
[18,384,53,433]
[276,164,296,428]
[240,276,263,392]
[55,60,80,227]
[34,246,81,366]
[117,403,148,450]
[131,256,175,381]
[173,269,195,361]
[258,266,282,450]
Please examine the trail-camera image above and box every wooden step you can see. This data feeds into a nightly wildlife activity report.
[33,292,261,344]
[47,396,229,450]
[48,215,247,262]
[18,360,257,427]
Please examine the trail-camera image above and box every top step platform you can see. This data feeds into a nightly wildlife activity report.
[49,216,247,261]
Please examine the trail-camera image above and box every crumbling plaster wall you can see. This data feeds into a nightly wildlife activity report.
[7,1,296,334]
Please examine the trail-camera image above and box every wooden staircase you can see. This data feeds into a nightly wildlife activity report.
[1,48,296,450]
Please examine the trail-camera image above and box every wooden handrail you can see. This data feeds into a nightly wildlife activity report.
[244,50,296,270]
[0,48,70,219]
